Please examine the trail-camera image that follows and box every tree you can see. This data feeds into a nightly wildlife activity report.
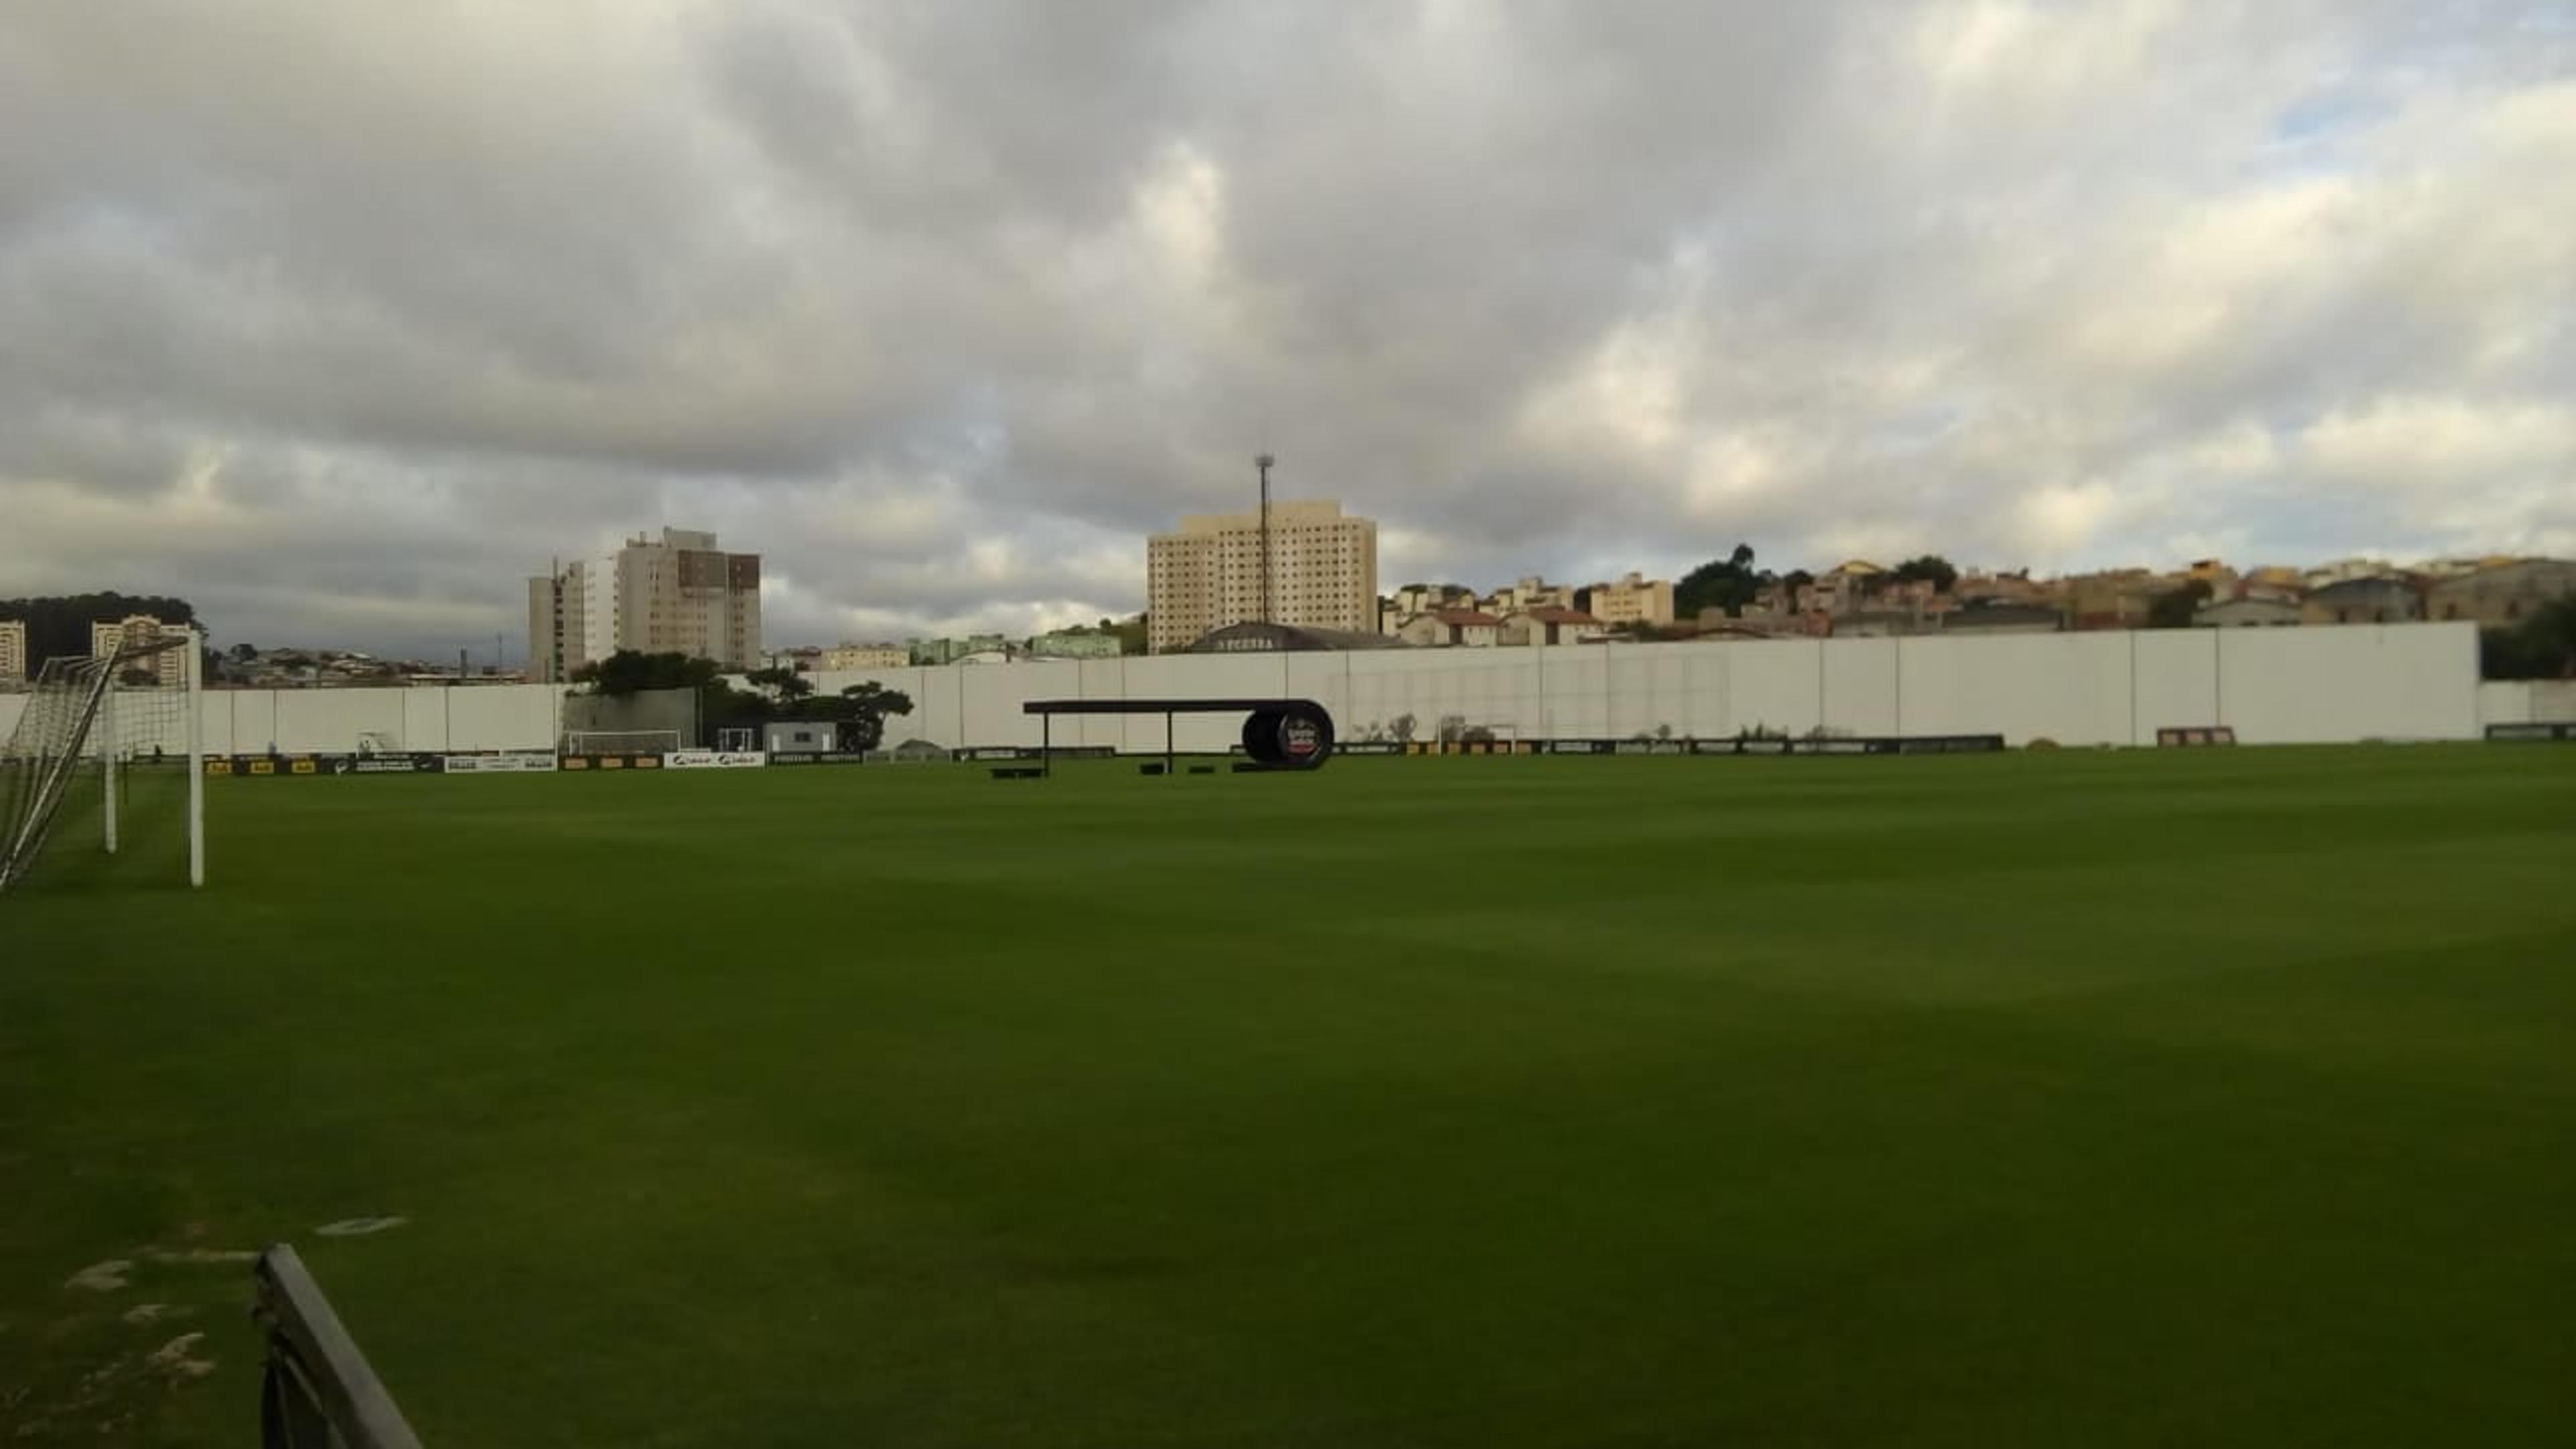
[1891,555,1960,592]
[745,665,814,702]
[229,641,258,661]
[1105,613,1150,657]
[575,650,722,697]
[1389,712,1417,743]
[2147,579,2214,629]
[1676,543,1764,619]
[2482,596,2576,679]
[0,592,201,672]
[837,682,916,751]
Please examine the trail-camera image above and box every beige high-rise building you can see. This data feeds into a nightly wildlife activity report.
[529,527,763,680]
[1146,500,1379,653]
[1587,572,1675,627]
[89,615,191,686]
[0,619,25,684]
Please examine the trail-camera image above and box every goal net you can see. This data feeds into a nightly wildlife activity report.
[563,729,680,756]
[0,637,203,896]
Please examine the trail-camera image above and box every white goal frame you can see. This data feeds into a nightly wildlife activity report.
[564,729,682,756]
[0,631,203,895]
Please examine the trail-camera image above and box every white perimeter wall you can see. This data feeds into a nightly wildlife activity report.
[799,622,2481,751]
[2477,679,2576,726]
[0,628,2496,756]
[0,684,569,755]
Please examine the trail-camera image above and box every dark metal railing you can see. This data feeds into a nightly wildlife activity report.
[254,1244,423,1449]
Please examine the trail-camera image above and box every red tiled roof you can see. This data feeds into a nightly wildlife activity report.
[1433,609,1501,625]
[1523,607,1601,625]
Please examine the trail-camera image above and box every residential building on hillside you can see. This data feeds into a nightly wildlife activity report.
[1146,499,1379,653]
[912,634,1010,665]
[2195,597,2302,627]
[1587,572,1675,627]
[529,527,763,680]
[1940,604,2063,635]
[89,615,191,685]
[1027,629,1123,659]
[2306,557,2398,588]
[1397,608,1502,647]
[2425,559,2576,625]
[1479,576,1578,616]
[820,643,910,671]
[0,619,24,684]
[2065,570,2165,630]
[1500,608,1607,647]
[1697,608,1829,639]
[2302,576,2422,625]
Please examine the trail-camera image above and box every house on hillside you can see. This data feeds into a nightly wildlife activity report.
[1397,609,1503,647]
[2301,577,2423,626]
[1499,607,1607,647]
[1940,604,2063,635]
[2425,559,2576,626]
[2194,597,2302,627]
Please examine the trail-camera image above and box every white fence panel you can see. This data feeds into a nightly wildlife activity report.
[2216,624,2477,743]
[1820,637,1900,737]
[2131,631,2222,743]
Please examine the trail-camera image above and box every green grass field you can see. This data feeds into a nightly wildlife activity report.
[5,749,2573,1446]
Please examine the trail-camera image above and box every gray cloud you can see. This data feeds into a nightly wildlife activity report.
[3,0,2571,657]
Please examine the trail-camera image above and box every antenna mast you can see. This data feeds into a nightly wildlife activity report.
[1256,453,1276,625]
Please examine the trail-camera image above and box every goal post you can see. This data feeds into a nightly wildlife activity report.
[0,632,203,896]
[562,729,682,756]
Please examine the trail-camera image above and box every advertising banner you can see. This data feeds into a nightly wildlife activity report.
[766,752,871,766]
[329,754,445,775]
[443,752,557,773]
[665,750,768,769]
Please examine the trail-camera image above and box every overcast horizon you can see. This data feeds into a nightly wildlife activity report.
[4,1,2572,659]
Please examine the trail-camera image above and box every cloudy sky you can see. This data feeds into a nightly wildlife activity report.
[3,1,2572,657]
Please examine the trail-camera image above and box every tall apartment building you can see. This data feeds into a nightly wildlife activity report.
[1587,572,1676,627]
[529,527,763,681]
[1146,499,1378,653]
[0,619,25,684]
[89,615,193,685]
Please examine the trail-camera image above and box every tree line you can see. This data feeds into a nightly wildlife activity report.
[571,650,917,751]
[0,592,202,672]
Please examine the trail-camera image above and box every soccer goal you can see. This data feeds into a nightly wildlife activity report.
[562,729,681,757]
[0,634,204,896]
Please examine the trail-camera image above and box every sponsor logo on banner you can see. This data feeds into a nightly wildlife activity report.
[331,755,443,775]
[249,759,276,775]
[633,754,659,768]
[766,751,870,765]
[665,750,768,769]
[561,756,590,770]
[290,757,317,773]
[600,757,625,769]
[444,752,557,773]
[206,759,233,775]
